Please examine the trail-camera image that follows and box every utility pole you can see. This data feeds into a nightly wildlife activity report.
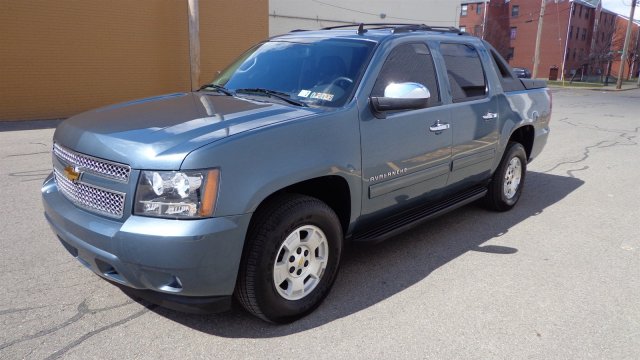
[188,0,200,91]
[532,0,546,79]
[616,0,637,90]
[637,30,640,87]
[481,0,488,40]
[560,2,575,83]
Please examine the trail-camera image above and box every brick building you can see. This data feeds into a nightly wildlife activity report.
[0,0,268,121]
[459,0,640,81]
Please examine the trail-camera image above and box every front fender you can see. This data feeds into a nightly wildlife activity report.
[180,106,363,225]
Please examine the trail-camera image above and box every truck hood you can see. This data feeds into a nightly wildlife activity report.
[54,92,316,169]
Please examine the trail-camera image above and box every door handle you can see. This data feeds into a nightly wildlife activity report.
[429,120,450,133]
[482,112,498,120]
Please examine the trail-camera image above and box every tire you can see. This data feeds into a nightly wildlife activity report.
[484,142,527,212]
[235,194,343,323]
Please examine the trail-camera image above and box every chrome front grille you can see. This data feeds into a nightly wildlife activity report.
[54,168,126,218]
[53,143,131,183]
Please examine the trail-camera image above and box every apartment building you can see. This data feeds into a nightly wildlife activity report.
[460,0,639,80]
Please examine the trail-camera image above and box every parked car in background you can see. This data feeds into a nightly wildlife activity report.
[513,67,532,78]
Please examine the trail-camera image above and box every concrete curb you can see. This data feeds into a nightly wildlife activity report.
[547,85,640,92]
[0,119,64,132]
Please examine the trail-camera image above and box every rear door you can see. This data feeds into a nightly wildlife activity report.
[359,42,452,224]
[438,42,499,188]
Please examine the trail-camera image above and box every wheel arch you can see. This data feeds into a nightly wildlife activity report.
[248,175,353,237]
[508,125,534,160]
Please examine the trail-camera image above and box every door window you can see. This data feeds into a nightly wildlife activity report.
[440,43,487,103]
[371,43,441,105]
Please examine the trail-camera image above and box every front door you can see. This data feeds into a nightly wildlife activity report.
[359,42,452,226]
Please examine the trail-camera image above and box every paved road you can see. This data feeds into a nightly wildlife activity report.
[1,89,639,359]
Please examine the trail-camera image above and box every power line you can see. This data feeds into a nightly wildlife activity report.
[310,0,459,23]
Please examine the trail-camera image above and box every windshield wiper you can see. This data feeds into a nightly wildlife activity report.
[234,88,307,107]
[197,83,234,96]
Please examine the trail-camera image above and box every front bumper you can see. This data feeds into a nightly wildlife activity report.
[41,173,251,313]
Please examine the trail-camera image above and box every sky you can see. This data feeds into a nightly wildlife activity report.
[600,0,638,19]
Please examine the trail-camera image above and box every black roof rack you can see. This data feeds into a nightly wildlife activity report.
[320,23,466,35]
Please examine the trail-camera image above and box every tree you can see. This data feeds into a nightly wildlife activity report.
[589,21,618,81]
[611,24,639,79]
[482,0,511,60]
[623,29,639,79]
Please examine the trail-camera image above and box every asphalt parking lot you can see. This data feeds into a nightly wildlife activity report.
[1,88,639,359]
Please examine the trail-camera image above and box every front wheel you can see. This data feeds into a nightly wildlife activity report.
[484,142,527,211]
[235,194,343,323]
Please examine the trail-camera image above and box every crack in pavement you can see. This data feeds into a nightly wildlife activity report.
[558,118,639,137]
[43,304,157,360]
[566,166,589,179]
[23,338,45,359]
[7,169,51,183]
[542,140,610,176]
[0,301,88,351]
[0,305,50,316]
[543,122,639,177]
[4,151,50,158]
[0,299,135,351]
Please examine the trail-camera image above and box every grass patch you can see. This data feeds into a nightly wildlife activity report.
[546,80,604,88]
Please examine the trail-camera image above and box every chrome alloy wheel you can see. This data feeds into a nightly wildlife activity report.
[273,225,329,301]
[503,157,522,200]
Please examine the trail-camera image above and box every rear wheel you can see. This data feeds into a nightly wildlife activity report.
[484,142,527,211]
[235,194,343,323]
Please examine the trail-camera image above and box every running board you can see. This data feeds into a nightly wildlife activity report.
[351,185,487,243]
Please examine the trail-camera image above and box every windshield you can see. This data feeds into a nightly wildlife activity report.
[212,38,376,107]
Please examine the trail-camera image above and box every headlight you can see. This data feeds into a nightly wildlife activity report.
[134,169,219,219]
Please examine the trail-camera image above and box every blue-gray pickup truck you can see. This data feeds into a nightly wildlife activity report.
[42,24,551,323]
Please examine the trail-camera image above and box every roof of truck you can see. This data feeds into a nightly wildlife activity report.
[272,23,471,43]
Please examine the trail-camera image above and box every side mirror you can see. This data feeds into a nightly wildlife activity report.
[370,82,430,116]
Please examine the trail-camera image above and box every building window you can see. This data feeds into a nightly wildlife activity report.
[508,47,515,61]
[477,4,482,14]
[460,26,466,33]
[461,4,468,17]
[572,4,576,16]
[569,26,573,39]
[582,28,587,41]
[510,27,517,40]
[576,28,579,40]
[579,5,583,18]
[474,25,482,36]
[586,9,590,19]
[512,5,520,17]
[573,49,576,60]
[566,48,570,62]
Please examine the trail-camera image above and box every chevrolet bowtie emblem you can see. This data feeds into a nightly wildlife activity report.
[63,165,81,183]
